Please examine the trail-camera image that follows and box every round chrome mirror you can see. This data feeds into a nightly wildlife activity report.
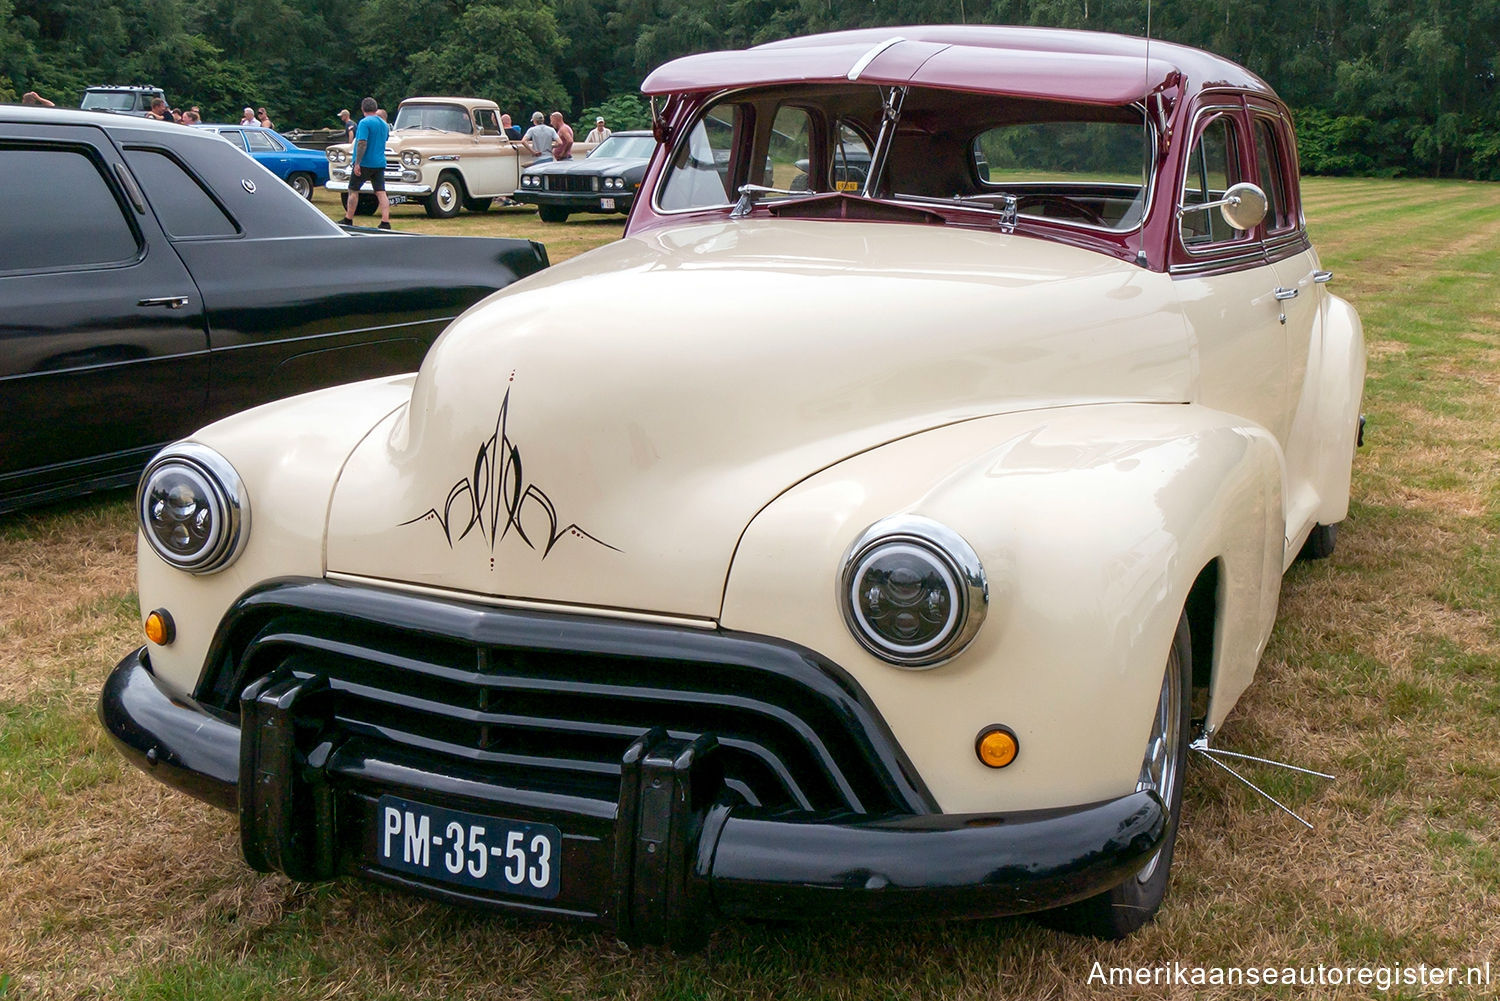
[1220,181,1268,231]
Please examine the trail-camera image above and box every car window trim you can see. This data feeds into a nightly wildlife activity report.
[1172,100,1265,267]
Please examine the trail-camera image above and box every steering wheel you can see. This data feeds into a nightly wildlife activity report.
[1016,194,1107,227]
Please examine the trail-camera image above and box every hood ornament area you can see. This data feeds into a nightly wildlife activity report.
[400,385,619,560]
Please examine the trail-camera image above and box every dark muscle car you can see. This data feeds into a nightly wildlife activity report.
[514,131,655,222]
[0,106,549,513]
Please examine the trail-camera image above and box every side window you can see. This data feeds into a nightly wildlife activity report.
[756,106,812,202]
[475,110,501,136]
[0,145,138,272]
[1253,118,1291,233]
[831,122,872,192]
[122,148,239,239]
[658,104,741,211]
[219,129,249,150]
[244,131,276,152]
[1179,115,1245,247]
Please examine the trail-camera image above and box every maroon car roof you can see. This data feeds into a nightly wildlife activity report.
[640,24,1274,105]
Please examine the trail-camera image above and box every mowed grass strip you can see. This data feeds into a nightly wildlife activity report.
[3,177,1500,999]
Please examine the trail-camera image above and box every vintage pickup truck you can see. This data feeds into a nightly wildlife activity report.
[326,97,595,218]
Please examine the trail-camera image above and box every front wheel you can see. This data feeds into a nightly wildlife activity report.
[1041,612,1191,938]
[287,172,314,199]
[425,174,463,218]
[537,205,570,223]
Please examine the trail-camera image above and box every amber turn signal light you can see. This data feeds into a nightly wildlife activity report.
[144,608,175,646]
[976,725,1018,768]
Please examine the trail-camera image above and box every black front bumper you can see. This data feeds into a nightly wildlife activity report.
[102,647,1165,946]
[511,190,633,214]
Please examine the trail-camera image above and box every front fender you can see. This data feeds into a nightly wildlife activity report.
[139,376,415,697]
[720,404,1284,814]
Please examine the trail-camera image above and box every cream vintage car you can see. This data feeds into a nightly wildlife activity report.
[101,25,1364,948]
[325,97,595,218]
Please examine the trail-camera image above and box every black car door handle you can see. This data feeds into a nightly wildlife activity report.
[138,296,191,310]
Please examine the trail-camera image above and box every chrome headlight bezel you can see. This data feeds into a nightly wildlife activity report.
[400,149,421,169]
[136,443,250,574]
[839,516,987,669]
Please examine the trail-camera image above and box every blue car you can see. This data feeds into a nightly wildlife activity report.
[199,124,330,199]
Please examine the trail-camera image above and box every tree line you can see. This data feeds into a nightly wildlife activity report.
[3,0,1497,178]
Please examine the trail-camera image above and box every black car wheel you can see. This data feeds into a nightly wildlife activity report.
[426,174,463,219]
[1040,612,1191,938]
[287,173,314,200]
[537,206,570,223]
[356,194,378,216]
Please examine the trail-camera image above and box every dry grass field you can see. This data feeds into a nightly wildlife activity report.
[2,179,1498,999]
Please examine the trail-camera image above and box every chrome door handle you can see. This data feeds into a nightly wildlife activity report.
[138,296,190,309]
[1313,270,1334,284]
[1273,286,1299,301]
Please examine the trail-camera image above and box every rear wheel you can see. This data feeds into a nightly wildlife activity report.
[287,172,314,199]
[425,173,463,218]
[1041,612,1191,938]
[537,205,570,223]
[1298,522,1338,561]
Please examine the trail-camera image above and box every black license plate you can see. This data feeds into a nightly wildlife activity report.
[376,795,560,898]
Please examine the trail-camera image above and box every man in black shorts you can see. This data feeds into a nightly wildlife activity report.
[343,97,391,229]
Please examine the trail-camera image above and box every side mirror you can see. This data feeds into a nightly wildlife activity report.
[1177,181,1268,231]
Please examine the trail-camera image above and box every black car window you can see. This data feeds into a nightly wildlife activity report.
[218,129,248,150]
[122,148,240,239]
[245,131,278,152]
[0,145,139,273]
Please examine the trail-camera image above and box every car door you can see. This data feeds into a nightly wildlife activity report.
[0,120,209,509]
[244,128,289,179]
[1171,105,1293,450]
[1252,108,1325,540]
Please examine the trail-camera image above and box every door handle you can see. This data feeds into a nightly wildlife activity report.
[138,296,190,310]
[1313,270,1334,284]
[1273,286,1299,301]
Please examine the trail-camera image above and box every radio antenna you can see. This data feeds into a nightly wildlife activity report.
[1136,0,1153,268]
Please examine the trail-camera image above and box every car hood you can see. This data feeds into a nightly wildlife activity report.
[525,156,647,174]
[326,219,1190,619]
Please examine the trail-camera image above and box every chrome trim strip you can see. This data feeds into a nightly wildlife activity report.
[847,37,906,81]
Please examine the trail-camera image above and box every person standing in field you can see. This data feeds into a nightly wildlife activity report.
[522,111,557,163]
[550,111,574,160]
[585,117,611,144]
[339,108,355,143]
[343,96,391,229]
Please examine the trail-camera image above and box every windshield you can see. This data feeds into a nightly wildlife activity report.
[656,85,1151,231]
[81,92,141,111]
[392,103,474,134]
[590,135,656,160]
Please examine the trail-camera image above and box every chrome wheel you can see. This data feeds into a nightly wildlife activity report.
[1135,641,1182,884]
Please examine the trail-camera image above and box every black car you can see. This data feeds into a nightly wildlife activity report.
[0,106,548,513]
[514,131,655,222]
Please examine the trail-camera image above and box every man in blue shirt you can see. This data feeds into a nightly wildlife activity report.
[343,96,392,229]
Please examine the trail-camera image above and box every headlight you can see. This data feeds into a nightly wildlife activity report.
[608,177,622,189]
[839,516,986,668]
[327,149,344,164]
[522,174,536,187]
[401,150,421,168]
[137,444,250,574]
